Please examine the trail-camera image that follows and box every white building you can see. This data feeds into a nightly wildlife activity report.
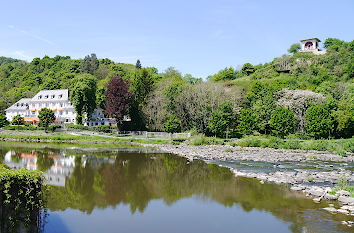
[300,38,326,55]
[5,89,116,126]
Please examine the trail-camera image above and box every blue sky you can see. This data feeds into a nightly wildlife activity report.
[1,0,353,78]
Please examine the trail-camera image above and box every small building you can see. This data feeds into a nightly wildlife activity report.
[300,38,326,55]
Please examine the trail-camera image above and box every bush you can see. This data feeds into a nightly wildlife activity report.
[306,105,333,139]
[164,115,181,133]
[269,106,297,138]
[237,109,256,135]
[11,115,24,126]
[0,112,9,127]
[188,134,223,146]
[207,104,235,138]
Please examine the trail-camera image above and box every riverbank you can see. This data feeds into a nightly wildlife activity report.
[146,143,354,216]
[0,130,169,145]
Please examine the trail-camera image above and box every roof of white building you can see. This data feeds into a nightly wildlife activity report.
[31,89,69,102]
[6,98,31,110]
[300,38,321,43]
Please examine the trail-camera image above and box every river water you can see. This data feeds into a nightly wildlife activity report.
[0,142,352,233]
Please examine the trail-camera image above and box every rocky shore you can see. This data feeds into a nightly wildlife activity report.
[147,143,354,219]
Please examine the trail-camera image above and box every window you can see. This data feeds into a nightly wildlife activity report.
[51,95,55,99]
[44,95,48,99]
[38,95,42,99]
[59,94,63,99]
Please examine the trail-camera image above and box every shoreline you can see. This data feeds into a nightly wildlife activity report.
[146,143,354,216]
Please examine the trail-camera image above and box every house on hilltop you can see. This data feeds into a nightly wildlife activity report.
[300,38,326,55]
[5,89,117,126]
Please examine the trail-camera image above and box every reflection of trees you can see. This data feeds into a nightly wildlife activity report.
[45,152,343,233]
[36,152,54,172]
[1,145,352,233]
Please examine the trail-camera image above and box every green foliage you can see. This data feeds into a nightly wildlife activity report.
[269,106,297,138]
[288,43,301,54]
[38,108,56,127]
[70,74,98,124]
[241,63,255,76]
[306,105,333,139]
[11,115,24,126]
[81,53,99,74]
[0,165,47,232]
[0,112,9,127]
[209,67,237,81]
[164,115,181,133]
[188,134,224,146]
[237,109,256,135]
[207,104,235,138]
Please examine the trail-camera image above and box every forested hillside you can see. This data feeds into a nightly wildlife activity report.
[0,38,353,139]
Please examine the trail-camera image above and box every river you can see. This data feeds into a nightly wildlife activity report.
[0,142,352,233]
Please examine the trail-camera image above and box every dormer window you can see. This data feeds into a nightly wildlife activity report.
[38,95,42,99]
[16,103,19,107]
[51,95,55,99]
[44,95,48,99]
[58,94,63,99]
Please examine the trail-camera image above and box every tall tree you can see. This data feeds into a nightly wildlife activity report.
[81,53,99,74]
[70,74,98,124]
[135,59,142,69]
[105,74,133,127]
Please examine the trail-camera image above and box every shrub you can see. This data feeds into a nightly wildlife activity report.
[0,112,9,127]
[11,115,24,126]
[237,109,256,135]
[164,115,181,133]
[306,105,333,139]
[207,104,235,138]
[269,106,297,138]
[188,134,223,146]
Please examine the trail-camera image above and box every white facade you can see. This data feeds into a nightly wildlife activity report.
[5,89,116,126]
[6,89,76,124]
[300,38,326,55]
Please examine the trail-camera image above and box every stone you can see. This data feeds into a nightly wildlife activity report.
[323,207,337,213]
[337,190,351,197]
[324,194,338,200]
[338,196,354,205]
[337,209,349,215]
[290,186,304,191]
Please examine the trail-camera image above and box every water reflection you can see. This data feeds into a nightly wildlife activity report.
[0,143,353,233]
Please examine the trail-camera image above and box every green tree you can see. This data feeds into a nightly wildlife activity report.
[207,104,235,138]
[269,106,297,138]
[237,109,256,135]
[12,115,24,125]
[164,115,181,133]
[288,43,301,54]
[135,59,142,69]
[306,105,333,139]
[241,63,255,76]
[0,112,9,127]
[81,53,99,74]
[70,74,98,124]
[38,108,56,127]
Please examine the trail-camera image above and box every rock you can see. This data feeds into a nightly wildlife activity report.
[291,186,305,191]
[337,190,351,197]
[337,209,349,215]
[313,197,321,203]
[338,196,354,205]
[323,207,337,213]
[324,194,338,200]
